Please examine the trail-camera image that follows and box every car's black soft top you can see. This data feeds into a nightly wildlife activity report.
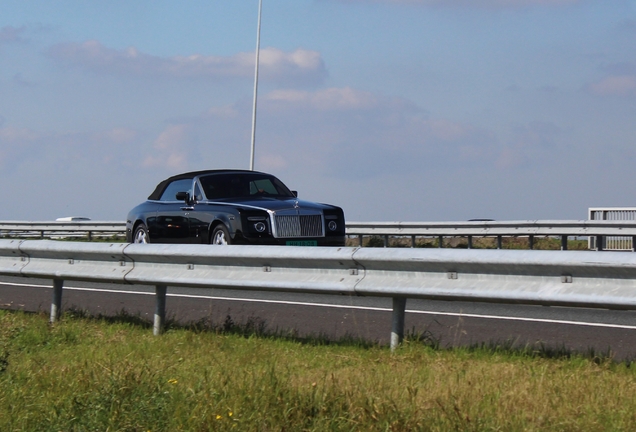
[147,169,270,200]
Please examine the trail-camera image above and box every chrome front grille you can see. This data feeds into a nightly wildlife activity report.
[273,214,324,238]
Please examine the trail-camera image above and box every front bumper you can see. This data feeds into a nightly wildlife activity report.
[238,235,346,247]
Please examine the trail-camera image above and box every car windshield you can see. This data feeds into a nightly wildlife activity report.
[199,173,295,200]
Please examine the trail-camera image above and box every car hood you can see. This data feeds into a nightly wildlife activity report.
[207,197,335,212]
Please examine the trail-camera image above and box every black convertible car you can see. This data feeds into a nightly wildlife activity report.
[126,170,346,246]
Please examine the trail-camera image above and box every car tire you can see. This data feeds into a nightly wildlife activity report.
[211,225,232,245]
[133,224,150,244]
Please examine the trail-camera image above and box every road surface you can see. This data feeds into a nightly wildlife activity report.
[2,275,636,360]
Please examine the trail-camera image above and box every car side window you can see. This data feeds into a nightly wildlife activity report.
[159,179,192,201]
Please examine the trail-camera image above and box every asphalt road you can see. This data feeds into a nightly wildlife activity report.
[2,275,636,361]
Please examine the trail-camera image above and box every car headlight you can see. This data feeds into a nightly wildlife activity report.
[247,216,268,233]
[328,221,338,231]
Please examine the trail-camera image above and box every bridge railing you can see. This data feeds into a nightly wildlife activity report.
[589,208,636,251]
[345,220,636,251]
[0,221,126,241]
[2,219,636,251]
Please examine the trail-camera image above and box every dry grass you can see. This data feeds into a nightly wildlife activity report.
[348,235,590,250]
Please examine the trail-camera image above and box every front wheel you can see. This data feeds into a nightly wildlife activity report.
[133,224,150,244]
[210,225,232,245]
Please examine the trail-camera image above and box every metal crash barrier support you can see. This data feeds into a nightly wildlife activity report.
[4,240,636,350]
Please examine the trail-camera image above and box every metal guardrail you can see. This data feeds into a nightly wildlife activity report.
[3,239,636,350]
[2,220,636,251]
[346,220,636,250]
[0,221,126,240]
[589,208,636,251]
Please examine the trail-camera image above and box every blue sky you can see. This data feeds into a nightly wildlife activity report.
[1,0,635,221]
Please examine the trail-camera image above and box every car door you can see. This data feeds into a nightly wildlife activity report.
[186,181,213,243]
[149,178,193,243]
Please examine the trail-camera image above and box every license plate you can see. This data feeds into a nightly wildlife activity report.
[286,240,318,246]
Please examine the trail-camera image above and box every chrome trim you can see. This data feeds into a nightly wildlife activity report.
[271,209,324,238]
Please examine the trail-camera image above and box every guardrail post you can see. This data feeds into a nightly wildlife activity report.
[595,236,604,251]
[497,236,503,249]
[411,235,416,248]
[154,285,167,336]
[50,279,64,324]
[528,235,534,250]
[358,235,363,247]
[438,236,443,248]
[467,235,473,249]
[561,235,568,251]
[632,236,636,252]
[391,297,407,351]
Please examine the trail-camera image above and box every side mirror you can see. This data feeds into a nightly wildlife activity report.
[175,191,191,203]
[292,191,298,197]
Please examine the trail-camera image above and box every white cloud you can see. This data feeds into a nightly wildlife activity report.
[143,124,191,171]
[252,87,498,180]
[0,84,601,221]
[47,40,327,85]
[0,26,26,44]
[294,87,411,117]
[496,121,561,169]
[106,127,138,144]
[0,126,39,168]
[0,124,145,171]
[258,48,325,81]
[205,105,240,118]
[0,123,159,220]
[265,87,380,110]
[0,85,565,201]
[428,119,471,141]
[587,75,636,97]
[259,154,288,171]
[0,126,38,142]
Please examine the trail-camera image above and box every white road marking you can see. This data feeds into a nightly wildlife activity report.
[2,280,636,330]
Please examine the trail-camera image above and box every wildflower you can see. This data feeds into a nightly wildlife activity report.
[216,415,222,420]
[168,379,178,385]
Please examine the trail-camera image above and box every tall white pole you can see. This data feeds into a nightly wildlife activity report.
[250,0,263,171]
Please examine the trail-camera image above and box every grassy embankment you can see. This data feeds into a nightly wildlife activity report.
[1,309,635,431]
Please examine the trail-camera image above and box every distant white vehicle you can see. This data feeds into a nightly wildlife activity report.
[55,217,91,222]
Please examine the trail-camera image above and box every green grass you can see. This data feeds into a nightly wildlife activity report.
[1,310,636,431]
